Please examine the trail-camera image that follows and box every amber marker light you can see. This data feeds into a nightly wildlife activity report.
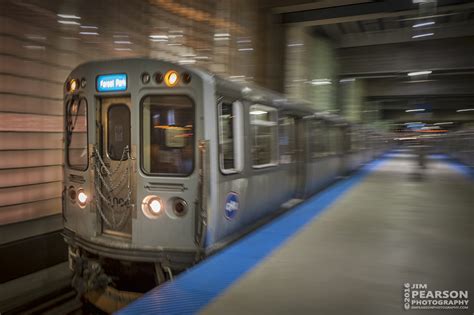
[164,70,179,87]
[69,79,78,92]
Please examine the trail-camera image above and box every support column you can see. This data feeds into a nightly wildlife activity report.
[340,79,365,123]
[284,26,310,101]
[284,27,338,112]
[307,35,337,112]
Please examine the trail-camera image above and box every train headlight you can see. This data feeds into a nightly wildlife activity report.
[164,70,179,87]
[142,195,164,219]
[77,189,88,208]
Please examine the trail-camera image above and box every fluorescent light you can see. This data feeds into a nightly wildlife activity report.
[412,33,434,38]
[167,43,182,46]
[80,32,99,36]
[57,14,81,19]
[237,39,251,44]
[58,20,80,25]
[178,59,196,64]
[405,109,425,112]
[433,122,453,125]
[229,75,245,79]
[214,37,230,41]
[150,39,168,42]
[194,56,209,60]
[238,48,253,51]
[287,43,304,47]
[80,25,98,29]
[456,108,474,112]
[311,79,332,86]
[26,34,46,40]
[114,41,132,44]
[408,70,432,76]
[339,78,356,83]
[61,36,80,40]
[114,48,131,51]
[413,21,435,28]
[250,110,267,115]
[149,35,168,39]
[214,33,230,37]
[23,45,45,50]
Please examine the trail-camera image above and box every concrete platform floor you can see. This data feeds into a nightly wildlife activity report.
[202,154,474,315]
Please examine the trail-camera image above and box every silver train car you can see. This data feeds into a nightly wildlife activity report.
[62,58,386,304]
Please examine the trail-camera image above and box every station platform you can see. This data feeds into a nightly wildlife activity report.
[118,151,474,315]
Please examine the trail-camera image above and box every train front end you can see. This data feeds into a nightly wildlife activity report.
[62,58,211,310]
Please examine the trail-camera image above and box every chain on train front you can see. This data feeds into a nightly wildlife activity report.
[93,145,132,230]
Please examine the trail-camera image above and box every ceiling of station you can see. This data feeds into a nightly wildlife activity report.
[0,0,259,79]
[315,9,474,44]
[268,0,474,118]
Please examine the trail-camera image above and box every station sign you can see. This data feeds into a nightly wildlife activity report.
[96,73,127,92]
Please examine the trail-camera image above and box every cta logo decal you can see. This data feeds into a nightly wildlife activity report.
[224,192,239,220]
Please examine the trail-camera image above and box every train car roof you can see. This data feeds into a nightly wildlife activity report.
[69,57,214,81]
[215,75,320,118]
[71,57,352,126]
[214,76,351,126]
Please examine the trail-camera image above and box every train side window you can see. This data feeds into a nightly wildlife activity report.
[250,104,278,168]
[107,104,131,160]
[218,100,244,173]
[279,116,295,164]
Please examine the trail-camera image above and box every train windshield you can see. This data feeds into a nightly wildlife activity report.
[66,97,88,170]
[141,95,194,176]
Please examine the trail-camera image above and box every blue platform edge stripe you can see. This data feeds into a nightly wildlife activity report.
[429,154,474,181]
[117,154,389,315]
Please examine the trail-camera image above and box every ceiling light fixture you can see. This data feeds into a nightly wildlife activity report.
[413,21,435,28]
[412,33,434,38]
[58,20,80,25]
[57,14,81,19]
[405,109,426,112]
[408,70,432,76]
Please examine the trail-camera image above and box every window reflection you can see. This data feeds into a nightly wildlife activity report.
[142,95,194,176]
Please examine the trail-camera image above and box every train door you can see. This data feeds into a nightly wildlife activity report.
[279,114,299,198]
[96,97,133,237]
[295,118,308,198]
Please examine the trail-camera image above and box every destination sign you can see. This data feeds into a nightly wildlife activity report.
[96,73,127,92]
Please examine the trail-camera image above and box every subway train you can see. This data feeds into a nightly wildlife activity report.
[62,58,387,308]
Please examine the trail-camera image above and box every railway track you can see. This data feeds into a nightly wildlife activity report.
[2,286,83,315]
